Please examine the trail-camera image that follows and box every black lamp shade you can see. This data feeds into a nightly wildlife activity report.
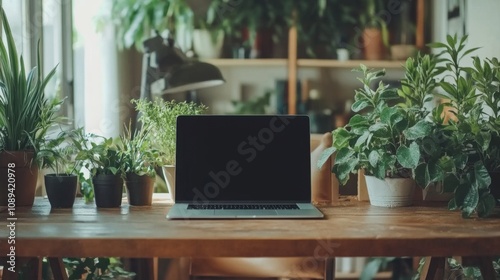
[163,62,225,94]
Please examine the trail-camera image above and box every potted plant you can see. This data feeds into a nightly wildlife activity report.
[108,0,192,51]
[71,129,125,208]
[37,130,80,208]
[318,67,413,206]
[118,123,164,206]
[133,99,207,201]
[410,35,498,217]
[0,7,60,206]
[358,0,389,60]
[191,0,234,59]
[471,56,500,205]
[293,0,357,58]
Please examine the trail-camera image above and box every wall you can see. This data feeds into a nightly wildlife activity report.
[433,0,500,60]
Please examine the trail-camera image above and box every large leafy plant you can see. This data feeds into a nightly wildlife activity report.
[414,35,497,218]
[318,64,425,185]
[107,0,191,51]
[0,7,59,152]
[133,99,207,165]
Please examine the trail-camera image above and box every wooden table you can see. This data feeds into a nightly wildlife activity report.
[1,196,499,279]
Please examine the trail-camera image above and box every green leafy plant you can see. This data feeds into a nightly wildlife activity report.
[0,7,60,152]
[232,91,273,114]
[106,0,191,51]
[358,0,389,47]
[318,64,422,185]
[117,122,164,177]
[133,99,207,165]
[69,128,125,201]
[414,35,497,217]
[36,129,80,175]
[63,257,135,280]
[292,0,357,58]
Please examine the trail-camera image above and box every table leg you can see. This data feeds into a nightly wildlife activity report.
[419,257,445,280]
[129,257,158,280]
[325,257,335,280]
[48,257,68,280]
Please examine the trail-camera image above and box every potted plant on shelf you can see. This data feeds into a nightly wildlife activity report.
[37,130,80,208]
[293,0,357,59]
[133,99,207,201]
[358,0,389,60]
[191,0,233,59]
[71,129,125,208]
[0,7,60,206]
[118,123,164,206]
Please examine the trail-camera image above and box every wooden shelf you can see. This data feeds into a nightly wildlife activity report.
[298,59,406,69]
[336,271,392,279]
[202,58,287,67]
[203,58,405,69]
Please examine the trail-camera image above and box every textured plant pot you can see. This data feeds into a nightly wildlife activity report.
[162,165,175,202]
[365,176,416,207]
[92,174,123,208]
[0,151,38,207]
[125,173,155,206]
[193,29,224,59]
[362,28,385,60]
[391,44,417,60]
[44,174,78,208]
[489,171,500,206]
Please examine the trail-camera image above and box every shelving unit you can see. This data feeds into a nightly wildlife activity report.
[297,59,406,69]
[204,58,287,67]
[199,0,427,118]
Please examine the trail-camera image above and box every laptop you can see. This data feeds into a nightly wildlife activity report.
[166,115,324,219]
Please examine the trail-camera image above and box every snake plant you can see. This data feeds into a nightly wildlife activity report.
[0,7,60,152]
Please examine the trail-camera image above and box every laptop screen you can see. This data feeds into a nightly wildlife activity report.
[175,115,311,203]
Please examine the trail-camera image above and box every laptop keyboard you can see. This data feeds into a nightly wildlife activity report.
[187,204,299,210]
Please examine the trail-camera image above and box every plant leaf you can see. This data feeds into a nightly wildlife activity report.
[317,147,336,169]
[404,120,432,140]
[396,142,420,169]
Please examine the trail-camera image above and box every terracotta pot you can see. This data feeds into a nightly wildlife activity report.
[125,173,155,206]
[92,174,123,208]
[365,176,416,207]
[362,28,385,60]
[0,151,38,207]
[44,174,78,208]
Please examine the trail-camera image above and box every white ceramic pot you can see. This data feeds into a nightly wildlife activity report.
[162,165,176,202]
[193,29,224,59]
[364,175,416,207]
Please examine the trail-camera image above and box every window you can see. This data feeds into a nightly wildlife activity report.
[2,0,75,125]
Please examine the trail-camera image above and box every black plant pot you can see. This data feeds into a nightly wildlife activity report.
[126,173,155,206]
[44,174,78,208]
[489,171,500,206]
[92,174,124,208]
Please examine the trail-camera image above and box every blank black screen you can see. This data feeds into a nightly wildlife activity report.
[175,115,311,203]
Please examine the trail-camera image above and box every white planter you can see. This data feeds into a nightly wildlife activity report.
[365,175,416,207]
[193,29,224,59]
[162,165,176,202]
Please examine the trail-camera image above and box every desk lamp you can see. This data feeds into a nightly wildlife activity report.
[139,34,225,101]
